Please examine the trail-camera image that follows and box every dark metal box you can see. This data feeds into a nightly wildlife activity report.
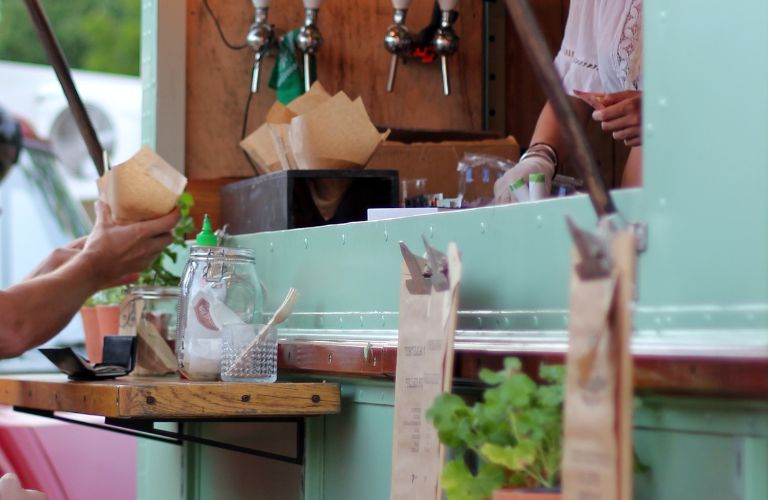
[220,169,399,235]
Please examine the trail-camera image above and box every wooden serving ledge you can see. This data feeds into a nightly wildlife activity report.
[0,375,340,419]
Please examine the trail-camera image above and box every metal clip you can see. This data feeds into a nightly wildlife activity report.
[399,242,430,294]
[566,216,613,280]
[422,235,449,291]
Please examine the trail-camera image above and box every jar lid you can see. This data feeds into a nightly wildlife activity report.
[128,285,180,299]
[190,246,255,261]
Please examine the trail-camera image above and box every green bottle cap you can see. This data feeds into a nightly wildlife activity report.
[529,173,546,183]
[196,214,218,247]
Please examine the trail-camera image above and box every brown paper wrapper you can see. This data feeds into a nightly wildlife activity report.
[98,145,187,222]
[390,243,462,500]
[562,231,635,500]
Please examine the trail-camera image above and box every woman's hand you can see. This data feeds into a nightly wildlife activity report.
[493,155,555,204]
[591,90,642,147]
[83,201,179,289]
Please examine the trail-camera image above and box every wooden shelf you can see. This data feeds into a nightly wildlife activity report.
[0,375,340,419]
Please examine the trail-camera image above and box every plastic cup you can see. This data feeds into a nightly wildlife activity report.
[220,324,277,383]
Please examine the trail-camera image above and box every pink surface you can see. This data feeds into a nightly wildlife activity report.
[0,406,136,500]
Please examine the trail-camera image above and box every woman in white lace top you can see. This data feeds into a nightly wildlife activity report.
[495,0,643,202]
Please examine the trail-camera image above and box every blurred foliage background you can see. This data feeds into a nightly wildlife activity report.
[0,0,140,75]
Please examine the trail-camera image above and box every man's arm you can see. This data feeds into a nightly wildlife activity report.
[0,202,179,358]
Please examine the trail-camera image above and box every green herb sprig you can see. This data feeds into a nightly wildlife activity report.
[136,192,195,287]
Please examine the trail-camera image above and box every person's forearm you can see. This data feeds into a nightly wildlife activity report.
[529,97,592,166]
[0,252,102,357]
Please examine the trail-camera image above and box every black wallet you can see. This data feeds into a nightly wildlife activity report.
[40,336,137,380]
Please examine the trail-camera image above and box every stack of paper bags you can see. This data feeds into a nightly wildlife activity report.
[97,145,187,222]
[240,82,389,220]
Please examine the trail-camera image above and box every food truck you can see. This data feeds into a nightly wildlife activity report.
[0,0,766,499]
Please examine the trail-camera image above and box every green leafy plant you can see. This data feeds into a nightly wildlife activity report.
[136,192,195,287]
[427,358,565,500]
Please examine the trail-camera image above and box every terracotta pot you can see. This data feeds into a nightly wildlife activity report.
[80,307,101,363]
[493,488,562,500]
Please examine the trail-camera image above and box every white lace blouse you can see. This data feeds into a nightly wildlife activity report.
[554,0,643,94]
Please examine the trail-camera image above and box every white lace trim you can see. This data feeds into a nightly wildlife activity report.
[617,0,642,90]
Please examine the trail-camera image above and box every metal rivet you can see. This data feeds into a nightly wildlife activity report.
[341,234,346,245]
[241,394,251,402]
[146,396,156,405]
[480,222,486,234]
[304,238,309,249]
[311,394,321,403]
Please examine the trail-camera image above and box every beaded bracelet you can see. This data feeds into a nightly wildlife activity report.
[521,142,560,178]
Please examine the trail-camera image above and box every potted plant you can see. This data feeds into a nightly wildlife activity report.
[427,357,564,500]
[81,285,126,363]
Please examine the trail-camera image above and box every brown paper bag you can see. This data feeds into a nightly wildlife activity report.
[289,93,388,171]
[98,145,187,222]
[390,241,462,500]
[562,229,635,500]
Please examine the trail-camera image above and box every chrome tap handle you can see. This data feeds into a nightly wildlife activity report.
[440,55,450,96]
[384,6,412,92]
[432,8,459,96]
[296,6,323,92]
[246,4,276,94]
[251,52,264,93]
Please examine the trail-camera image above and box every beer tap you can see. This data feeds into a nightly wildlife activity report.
[432,0,459,96]
[384,0,413,92]
[296,0,324,92]
[246,0,277,93]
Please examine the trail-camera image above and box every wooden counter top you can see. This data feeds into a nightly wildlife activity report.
[0,375,340,419]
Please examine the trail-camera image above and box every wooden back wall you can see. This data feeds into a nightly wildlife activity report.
[185,0,627,186]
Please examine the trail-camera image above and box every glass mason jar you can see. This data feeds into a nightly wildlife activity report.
[128,285,179,376]
[177,247,263,380]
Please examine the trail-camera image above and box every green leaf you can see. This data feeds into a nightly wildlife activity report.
[479,367,507,386]
[480,441,537,471]
[504,357,523,372]
[441,459,505,500]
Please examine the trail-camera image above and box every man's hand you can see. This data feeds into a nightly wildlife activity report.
[591,90,642,147]
[83,201,179,289]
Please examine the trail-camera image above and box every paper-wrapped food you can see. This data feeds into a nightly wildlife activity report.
[98,145,187,222]
[240,83,389,220]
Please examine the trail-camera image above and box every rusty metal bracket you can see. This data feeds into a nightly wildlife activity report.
[14,407,306,465]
